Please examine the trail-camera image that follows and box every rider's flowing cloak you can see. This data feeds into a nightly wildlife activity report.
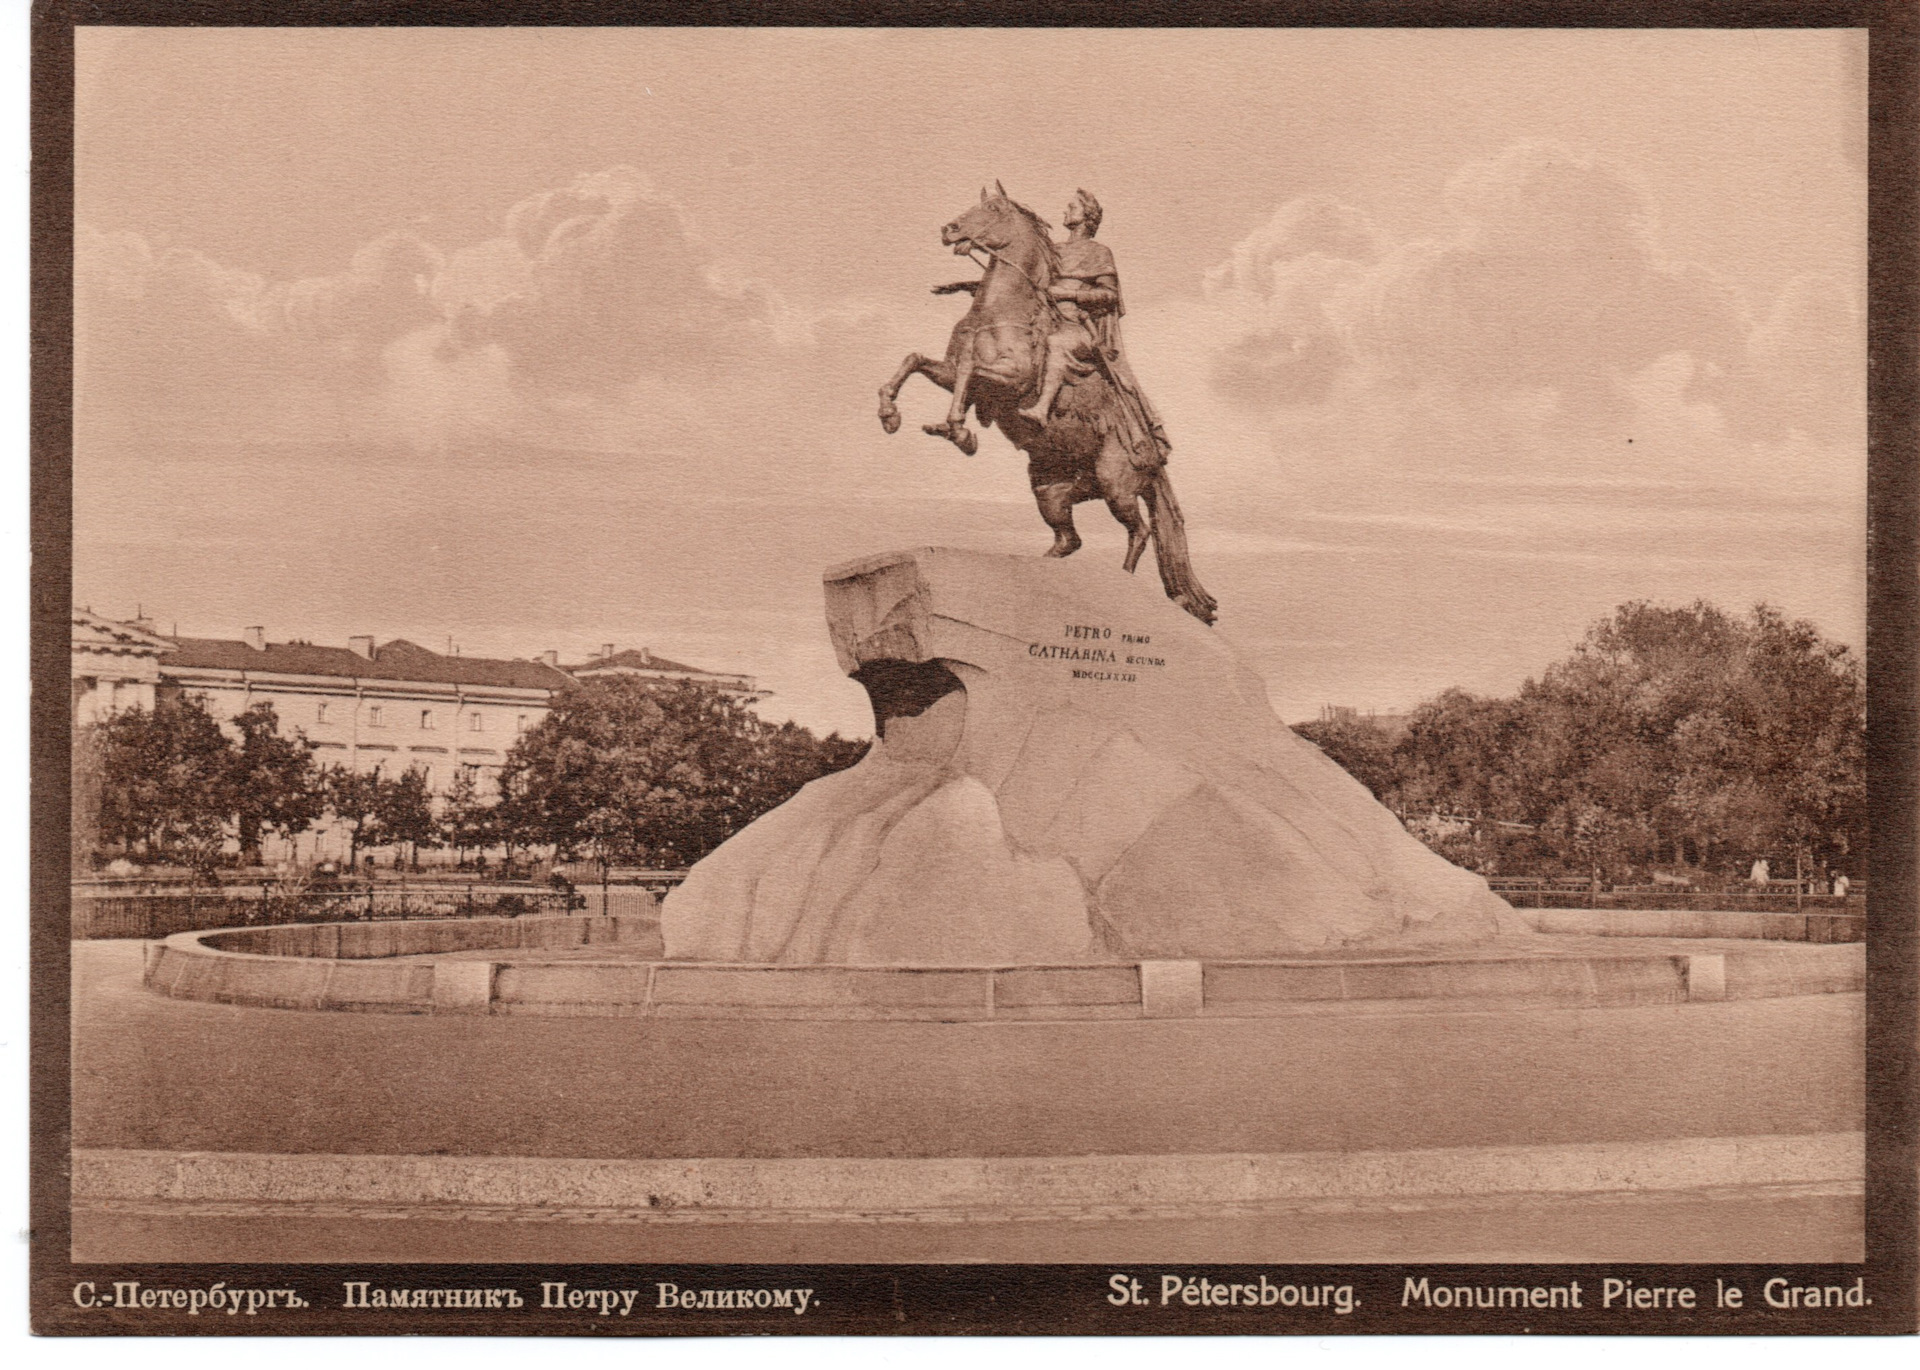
[1056,238,1171,469]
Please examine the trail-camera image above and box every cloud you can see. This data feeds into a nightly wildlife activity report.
[1197,141,1859,459]
[77,225,337,442]
[283,232,444,364]
[451,166,776,392]
[1363,144,1744,405]
[80,223,441,348]
[1723,272,1864,445]
[76,166,802,450]
[1202,193,1384,297]
[74,143,1861,496]
[1198,196,1379,410]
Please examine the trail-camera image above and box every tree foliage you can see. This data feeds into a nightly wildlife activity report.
[1293,601,1866,880]
[227,702,324,861]
[1291,713,1400,802]
[76,678,870,874]
[377,766,439,865]
[318,764,381,868]
[80,693,329,873]
[495,677,867,868]
[438,768,495,859]
[86,694,246,872]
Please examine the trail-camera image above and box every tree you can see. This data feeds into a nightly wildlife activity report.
[1376,600,1866,882]
[1395,689,1528,827]
[499,678,753,875]
[320,764,383,870]
[1531,600,1864,877]
[226,701,322,863]
[438,768,495,864]
[497,677,869,878]
[87,694,233,873]
[375,766,439,869]
[725,720,869,844]
[488,764,540,865]
[1292,714,1400,806]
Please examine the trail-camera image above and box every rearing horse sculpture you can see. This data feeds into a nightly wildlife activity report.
[877,187,1219,625]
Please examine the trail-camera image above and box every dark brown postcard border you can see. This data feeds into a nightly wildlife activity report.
[28,0,1919,1337]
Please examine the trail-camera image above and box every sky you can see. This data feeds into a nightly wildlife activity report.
[72,27,1866,737]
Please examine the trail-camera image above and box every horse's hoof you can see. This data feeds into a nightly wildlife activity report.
[922,422,977,455]
[1044,537,1082,559]
[879,407,901,435]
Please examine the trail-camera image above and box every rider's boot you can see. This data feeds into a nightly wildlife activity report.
[1018,354,1070,424]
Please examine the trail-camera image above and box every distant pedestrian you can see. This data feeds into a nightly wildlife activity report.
[1749,857,1770,887]
[1832,872,1850,898]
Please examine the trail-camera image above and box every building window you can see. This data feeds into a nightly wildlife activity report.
[316,701,330,724]
[516,713,529,732]
[421,709,436,730]
[367,705,384,727]
[468,712,484,732]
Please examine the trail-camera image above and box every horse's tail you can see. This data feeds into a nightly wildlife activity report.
[1142,467,1219,625]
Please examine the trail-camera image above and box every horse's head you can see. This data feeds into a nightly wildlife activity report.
[942,182,1051,259]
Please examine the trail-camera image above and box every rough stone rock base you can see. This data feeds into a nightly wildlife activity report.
[664,547,1523,965]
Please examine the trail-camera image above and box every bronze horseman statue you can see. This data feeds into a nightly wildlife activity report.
[877,185,1218,624]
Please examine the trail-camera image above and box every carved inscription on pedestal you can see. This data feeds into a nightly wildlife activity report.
[1026,623,1167,683]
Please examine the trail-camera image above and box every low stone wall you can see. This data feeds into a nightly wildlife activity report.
[141,913,1862,1021]
[143,912,661,1015]
[195,910,658,959]
[1529,907,1864,943]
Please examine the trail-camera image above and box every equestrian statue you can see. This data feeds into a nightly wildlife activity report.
[877,185,1218,625]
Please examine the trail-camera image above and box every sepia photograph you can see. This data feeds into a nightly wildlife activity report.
[30,1,1917,1337]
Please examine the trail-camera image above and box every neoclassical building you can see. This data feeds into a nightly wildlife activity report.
[72,611,767,810]
[71,609,175,727]
[155,633,574,800]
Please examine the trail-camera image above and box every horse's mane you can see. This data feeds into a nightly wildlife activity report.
[995,194,1060,277]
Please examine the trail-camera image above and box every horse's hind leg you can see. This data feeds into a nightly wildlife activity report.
[878,353,953,434]
[1034,481,1082,558]
[1096,437,1152,572]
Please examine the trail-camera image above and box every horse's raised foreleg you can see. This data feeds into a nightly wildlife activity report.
[1034,481,1082,558]
[878,353,953,435]
[922,347,979,455]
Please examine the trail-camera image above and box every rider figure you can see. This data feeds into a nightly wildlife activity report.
[1016,190,1170,462]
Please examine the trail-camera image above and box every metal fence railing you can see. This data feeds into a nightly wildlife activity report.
[71,885,581,941]
[1492,888,1863,914]
[553,865,690,896]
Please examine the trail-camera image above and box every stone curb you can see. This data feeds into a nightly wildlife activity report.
[1529,907,1863,943]
[141,918,1865,1020]
[72,1132,1864,1221]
